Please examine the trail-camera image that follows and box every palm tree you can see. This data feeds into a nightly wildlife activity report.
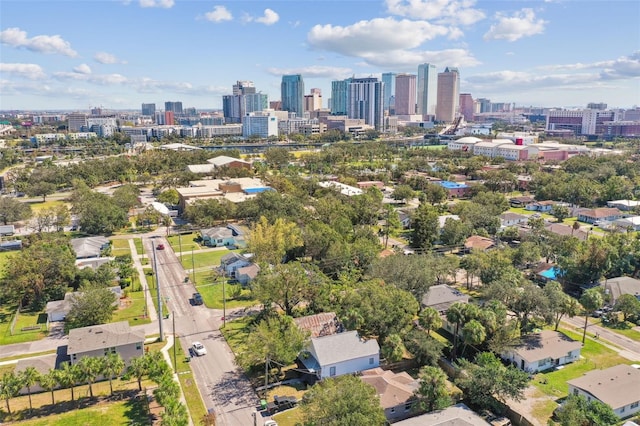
[76,357,102,398]
[415,366,451,413]
[418,308,442,336]
[38,370,58,405]
[55,362,79,402]
[446,302,466,360]
[19,366,39,412]
[460,319,486,357]
[128,356,150,391]
[0,371,22,416]
[103,353,125,396]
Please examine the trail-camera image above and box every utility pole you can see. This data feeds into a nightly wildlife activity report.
[178,232,183,263]
[222,272,226,329]
[152,241,164,341]
[172,312,177,372]
[264,356,269,397]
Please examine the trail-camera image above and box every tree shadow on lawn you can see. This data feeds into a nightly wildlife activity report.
[0,390,146,424]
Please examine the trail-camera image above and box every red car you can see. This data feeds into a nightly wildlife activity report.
[157,244,165,250]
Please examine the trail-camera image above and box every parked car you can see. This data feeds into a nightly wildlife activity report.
[266,395,298,414]
[157,243,165,250]
[264,421,278,426]
[193,292,203,305]
[192,341,207,356]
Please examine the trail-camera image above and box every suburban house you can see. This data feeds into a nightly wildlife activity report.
[602,276,640,304]
[499,212,529,228]
[502,330,582,373]
[567,364,640,418]
[607,200,640,211]
[509,195,535,208]
[577,207,622,224]
[525,200,556,212]
[67,321,145,365]
[464,235,495,252]
[421,284,469,314]
[71,236,111,259]
[544,223,589,241]
[438,214,460,229]
[294,312,342,338]
[299,330,380,380]
[200,227,236,247]
[46,286,123,322]
[613,216,640,231]
[219,252,252,277]
[360,367,420,422]
[235,263,260,286]
[393,403,490,426]
[0,224,15,236]
[437,181,470,198]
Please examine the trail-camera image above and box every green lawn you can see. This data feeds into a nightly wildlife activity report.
[220,316,253,359]
[532,328,631,399]
[7,395,150,425]
[110,238,131,257]
[167,232,202,253]
[273,406,303,426]
[134,238,144,256]
[111,290,152,326]
[174,339,207,424]
[145,274,170,318]
[0,306,47,346]
[195,279,255,310]
[181,249,241,271]
[26,199,68,213]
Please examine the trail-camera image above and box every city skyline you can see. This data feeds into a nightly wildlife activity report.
[1,0,639,111]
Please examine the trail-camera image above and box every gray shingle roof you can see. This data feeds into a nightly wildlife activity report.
[309,330,379,366]
[68,321,144,354]
[70,236,110,258]
[512,330,582,363]
[567,364,640,410]
[421,284,469,312]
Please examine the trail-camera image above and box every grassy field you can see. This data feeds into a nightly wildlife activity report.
[8,396,150,426]
[25,199,69,213]
[173,339,208,425]
[167,232,202,253]
[272,406,303,426]
[110,238,131,257]
[145,274,170,318]
[181,249,241,271]
[532,328,630,399]
[111,289,151,326]
[220,316,253,359]
[134,238,144,256]
[195,279,255,310]
[0,306,47,346]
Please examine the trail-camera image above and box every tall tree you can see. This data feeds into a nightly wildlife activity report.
[460,319,486,357]
[38,370,58,405]
[252,262,316,316]
[103,353,125,396]
[19,366,39,412]
[127,355,151,391]
[418,308,442,336]
[241,315,309,374]
[65,285,117,332]
[55,362,79,402]
[381,334,404,363]
[415,366,451,413]
[555,394,618,426]
[614,294,640,322]
[403,329,445,367]
[300,375,387,426]
[76,356,103,398]
[411,204,440,250]
[248,216,303,265]
[0,371,22,416]
[446,302,466,360]
[0,197,32,225]
[544,282,581,331]
[579,288,604,344]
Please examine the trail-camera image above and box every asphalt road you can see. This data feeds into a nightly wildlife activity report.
[147,237,259,426]
[561,315,640,361]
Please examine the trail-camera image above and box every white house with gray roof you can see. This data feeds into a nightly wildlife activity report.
[502,330,582,373]
[300,330,379,380]
[567,364,640,418]
[70,236,110,259]
[67,321,144,365]
[421,284,469,314]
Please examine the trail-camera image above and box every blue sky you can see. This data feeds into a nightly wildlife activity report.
[1,0,639,111]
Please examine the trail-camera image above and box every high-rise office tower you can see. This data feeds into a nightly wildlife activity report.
[381,72,396,113]
[67,112,87,132]
[304,88,323,112]
[348,77,384,131]
[459,93,474,122]
[394,74,417,116]
[233,81,256,95]
[281,74,304,117]
[436,67,460,123]
[164,101,183,114]
[417,63,438,119]
[141,103,156,116]
[476,98,491,113]
[331,78,351,115]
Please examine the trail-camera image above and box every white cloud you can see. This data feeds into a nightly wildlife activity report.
[139,0,174,8]
[255,9,279,25]
[466,70,600,93]
[135,77,227,95]
[308,18,450,57]
[484,8,546,42]
[360,48,479,70]
[73,64,92,74]
[0,63,46,80]
[385,0,485,25]
[0,27,77,57]
[537,52,640,80]
[266,65,352,79]
[53,71,128,85]
[94,52,126,64]
[204,6,233,23]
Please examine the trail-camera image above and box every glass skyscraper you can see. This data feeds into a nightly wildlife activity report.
[281,74,305,117]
